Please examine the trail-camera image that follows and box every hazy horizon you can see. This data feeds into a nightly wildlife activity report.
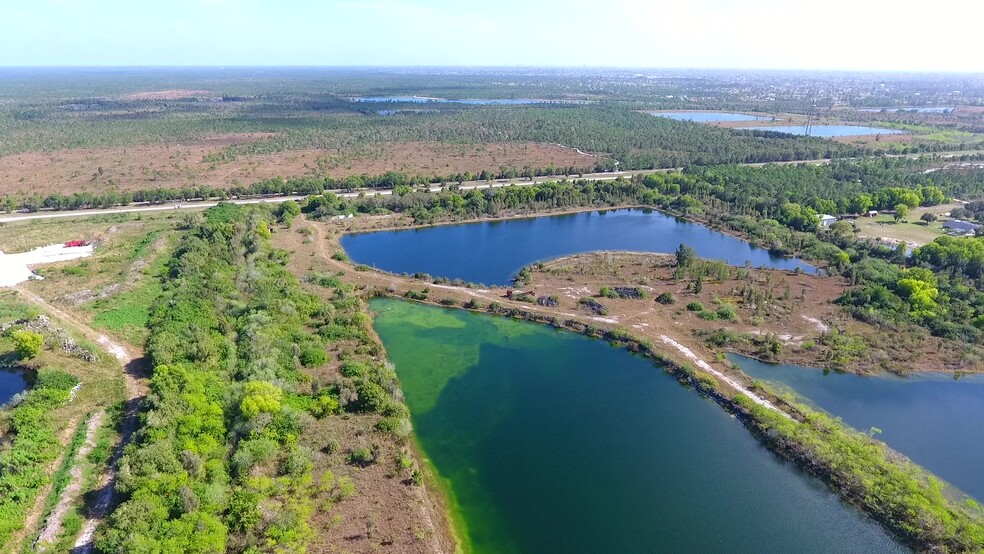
[3,0,980,73]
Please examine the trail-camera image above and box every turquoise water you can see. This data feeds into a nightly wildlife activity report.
[744,125,907,137]
[0,368,29,405]
[729,354,984,501]
[342,208,814,285]
[372,299,906,553]
[653,111,771,122]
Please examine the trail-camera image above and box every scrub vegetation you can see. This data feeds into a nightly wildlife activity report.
[96,203,434,553]
[7,68,984,552]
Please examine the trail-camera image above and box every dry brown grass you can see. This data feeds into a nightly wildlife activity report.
[118,90,210,101]
[0,140,592,198]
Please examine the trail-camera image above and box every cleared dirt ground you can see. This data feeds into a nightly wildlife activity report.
[0,138,593,198]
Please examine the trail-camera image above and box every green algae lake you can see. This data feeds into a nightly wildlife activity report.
[371,299,906,553]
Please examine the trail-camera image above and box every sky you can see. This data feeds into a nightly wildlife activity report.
[1,0,981,72]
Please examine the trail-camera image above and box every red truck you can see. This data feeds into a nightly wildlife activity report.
[64,240,88,248]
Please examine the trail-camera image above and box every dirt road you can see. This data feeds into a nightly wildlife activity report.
[12,286,145,554]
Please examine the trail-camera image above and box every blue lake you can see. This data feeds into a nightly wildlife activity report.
[0,368,29,405]
[341,208,814,285]
[743,125,907,137]
[352,96,557,105]
[858,107,953,113]
[653,111,772,122]
[729,354,984,501]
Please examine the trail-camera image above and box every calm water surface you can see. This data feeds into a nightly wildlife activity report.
[0,368,29,405]
[372,299,905,553]
[857,107,952,113]
[744,125,906,137]
[342,208,813,285]
[352,96,557,105]
[653,111,771,122]
[729,354,984,501]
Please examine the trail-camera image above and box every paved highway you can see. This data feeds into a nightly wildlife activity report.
[2,150,977,224]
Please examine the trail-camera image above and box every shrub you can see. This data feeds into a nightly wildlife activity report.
[348,447,375,467]
[34,369,80,391]
[697,311,719,321]
[307,272,341,288]
[240,381,284,419]
[11,330,44,359]
[376,416,413,438]
[655,292,675,305]
[715,305,739,321]
[686,301,704,312]
[404,290,428,301]
[339,360,370,378]
[299,346,328,368]
[331,251,349,262]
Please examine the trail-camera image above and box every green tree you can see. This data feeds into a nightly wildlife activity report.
[893,203,909,223]
[240,381,283,419]
[675,243,697,268]
[920,212,938,223]
[11,330,44,359]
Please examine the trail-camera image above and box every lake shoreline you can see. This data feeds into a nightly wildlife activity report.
[338,204,816,282]
[370,294,984,553]
[277,214,984,552]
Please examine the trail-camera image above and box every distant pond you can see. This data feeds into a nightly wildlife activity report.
[351,96,562,105]
[341,208,814,285]
[652,111,773,122]
[742,125,907,137]
[729,354,984,502]
[857,107,952,113]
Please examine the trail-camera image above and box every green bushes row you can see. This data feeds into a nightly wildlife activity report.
[0,369,79,546]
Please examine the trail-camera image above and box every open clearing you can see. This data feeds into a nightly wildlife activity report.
[0,139,594,198]
[854,203,961,247]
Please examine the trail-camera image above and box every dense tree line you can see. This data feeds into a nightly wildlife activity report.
[0,163,597,213]
[98,203,410,552]
[213,107,885,170]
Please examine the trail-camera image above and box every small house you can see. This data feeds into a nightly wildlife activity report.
[818,214,838,228]
[943,220,979,236]
[867,210,879,217]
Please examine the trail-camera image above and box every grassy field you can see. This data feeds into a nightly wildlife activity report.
[87,253,166,346]
[1,213,180,348]
[854,203,962,246]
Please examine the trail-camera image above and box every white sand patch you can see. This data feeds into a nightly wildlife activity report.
[801,315,830,333]
[560,286,591,299]
[0,244,94,287]
[659,335,787,416]
[96,336,130,363]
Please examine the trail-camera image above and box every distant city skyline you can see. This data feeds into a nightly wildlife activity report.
[2,0,981,73]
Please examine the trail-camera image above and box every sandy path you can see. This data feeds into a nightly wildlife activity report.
[34,412,104,551]
[11,286,145,554]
